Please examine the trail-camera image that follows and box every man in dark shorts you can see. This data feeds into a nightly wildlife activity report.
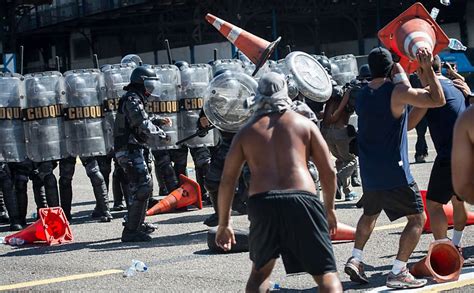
[344,47,445,289]
[452,106,474,204]
[408,55,467,251]
[215,72,342,292]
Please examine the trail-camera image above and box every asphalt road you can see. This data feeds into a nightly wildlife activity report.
[1,130,474,292]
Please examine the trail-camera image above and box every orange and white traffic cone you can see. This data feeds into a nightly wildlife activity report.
[205,13,280,76]
[378,2,449,73]
[146,174,202,216]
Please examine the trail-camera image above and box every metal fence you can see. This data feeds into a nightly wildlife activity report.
[17,0,148,31]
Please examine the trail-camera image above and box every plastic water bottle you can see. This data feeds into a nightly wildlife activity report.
[0,237,5,244]
[430,7,440,20]
[132,260,148,272]
[269,281,280,290]
[448,38,467,51]
[440,0,450,6]
[7,237,25,246]
[122,267,136,278]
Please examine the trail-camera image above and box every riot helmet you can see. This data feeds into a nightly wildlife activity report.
[174,61,190,71]
[358,64,371,80]
[213,69,232,78]
[121,54,142,67]
[130,66,157,85]
[315,55,332,75]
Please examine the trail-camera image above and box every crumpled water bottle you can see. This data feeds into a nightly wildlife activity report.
[123,267,136,278]
[0,237,5,244]
[449,38,467,51]
[7,237,25,246]
[430,7,440,20]
[132,260,148,272]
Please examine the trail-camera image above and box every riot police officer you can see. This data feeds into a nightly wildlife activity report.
[114,66,169,242]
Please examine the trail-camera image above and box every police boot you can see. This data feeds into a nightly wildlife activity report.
[2,184,23,231]
[195,165,211,205]
[162,164,179,194]
[351,168,361,187]
[111,171,125,211]
[140,199,156,234]
[43,174,60,207]
[155,169,169,197]
[59,177,73,221]
[122,200,152,242]
[32,177,48,212]
[203,191,219,227]
[0,192,9,224]
[88,167,112,222]
[15,181,29,226]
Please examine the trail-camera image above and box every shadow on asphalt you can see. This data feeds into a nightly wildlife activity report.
[334,202,361,210]
[0,229,209,257]
[157,213,212,225]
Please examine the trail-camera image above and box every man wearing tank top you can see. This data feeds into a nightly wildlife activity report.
[344,47,445,289]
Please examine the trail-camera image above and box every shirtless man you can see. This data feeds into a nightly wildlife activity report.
[215,72,342,293]
[452,106,474,205]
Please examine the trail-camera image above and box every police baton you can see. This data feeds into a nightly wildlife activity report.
[175,125,215,145]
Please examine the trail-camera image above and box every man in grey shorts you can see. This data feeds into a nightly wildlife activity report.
[215,72,342,292]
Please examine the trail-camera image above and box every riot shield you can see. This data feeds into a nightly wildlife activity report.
[102,64,134,152]
[146,64,180,150]
[0,73,27,162]
[329,54,358,86]
[203,71,258,133]
[210,59,245,75]
[178,64,216,148]
[285,51,332,102]
[23,71,67,162]
[63,69,107,157]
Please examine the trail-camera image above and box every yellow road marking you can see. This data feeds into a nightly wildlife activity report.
[373,222,407,231]
[419,278,474,292]
[0,269,122,291]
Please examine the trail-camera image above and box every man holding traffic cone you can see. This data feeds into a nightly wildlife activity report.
[344,47,445,289]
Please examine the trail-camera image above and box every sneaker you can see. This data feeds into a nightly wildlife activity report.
[386,267,427,289]
[345,191,358,202]
[344,257,369,284]
[415,154,427,163]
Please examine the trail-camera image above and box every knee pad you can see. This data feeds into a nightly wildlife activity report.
[135,178,153,202]
[37,161,57,181]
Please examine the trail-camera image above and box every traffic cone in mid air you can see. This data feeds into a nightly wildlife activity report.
[205,13,281,76]
[410,239,463,283]
[378,2,449,73]
[420,190,474,233]
[4,207,73,246]
[331,222,356,242]
[146,174,202,216]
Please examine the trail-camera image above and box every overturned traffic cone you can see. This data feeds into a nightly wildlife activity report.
[410,239,463,283]
[420,190,474,233]
[205,13,281,76]
[4,207,73,246]
[331,222,356,242]
[146,174,202,216]
[378,2,449,73]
